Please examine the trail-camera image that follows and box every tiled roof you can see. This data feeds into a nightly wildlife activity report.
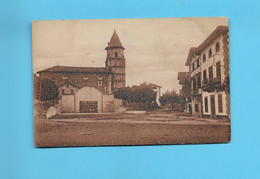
[132,83,162,88]
[37,66,111,73]
[185,25,228,66]
[58,82,80,89]
[177,72,189,80]
[196,26,228,53]
[177,72,189,84]
[105,30,125,50]
[185,47,197,66]
[148,83,162,88]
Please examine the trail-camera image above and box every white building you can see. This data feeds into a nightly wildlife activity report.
[148,83,162,106]
[185,26,230,119]
[185,48,202,117]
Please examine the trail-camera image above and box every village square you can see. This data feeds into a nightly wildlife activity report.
[33,19,230,147]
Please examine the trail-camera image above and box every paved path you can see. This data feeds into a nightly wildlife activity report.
[50,113,230,126]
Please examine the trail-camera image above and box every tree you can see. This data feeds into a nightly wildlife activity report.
[33,73,40,99]
[114,82,157,110]
[114,86,132,103]
[160,89,184,110]
[40,79,59,102]
[33,74,59,108]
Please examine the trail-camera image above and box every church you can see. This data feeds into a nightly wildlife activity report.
[37,30,126,113]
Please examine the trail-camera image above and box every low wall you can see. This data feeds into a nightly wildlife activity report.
[114,98,123,109]
[102,94,115,113]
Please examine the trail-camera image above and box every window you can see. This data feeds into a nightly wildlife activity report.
[62,90,65,95]
[192,78,196,95]
[105,87,108,91]
[71,89,74,95]
[115,52,118,57]
[197,59,200,68]
[83,75,89,80]
[195,104,198,112]
[203,70,207,80]
[209,49,212,58]
[208,66,213,79]
[216,42,220,53]
[204,97,208,112]
[67,84,69,88]
[216,61,221,78]
[197,74,201,88]
[218,94,223,113]
[192,78,196,89]
[192,63,195,71]
[203,54,206,62]
[98,80,102,86]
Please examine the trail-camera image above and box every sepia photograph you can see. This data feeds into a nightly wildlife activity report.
[33,17,230,147]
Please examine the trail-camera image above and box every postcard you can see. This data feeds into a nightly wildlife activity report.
[33,17,230,147]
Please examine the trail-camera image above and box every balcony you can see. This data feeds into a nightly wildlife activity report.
[202,76,229,93]
[192,87,202,96]
[202,79,214,92]
[186,96,191,102]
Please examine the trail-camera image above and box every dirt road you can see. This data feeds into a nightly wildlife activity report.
[34,114,230,147]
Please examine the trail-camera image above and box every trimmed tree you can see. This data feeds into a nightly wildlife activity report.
[114,83,157,110]
[33,75,59,108]
[160,89,184,110]
[40,79,59,102]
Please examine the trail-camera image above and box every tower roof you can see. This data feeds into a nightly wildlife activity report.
[105,30,125,50]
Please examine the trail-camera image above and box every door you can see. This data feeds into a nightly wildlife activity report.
[210,95,216,117]
[61,95,74,113]
[80,101,97,113]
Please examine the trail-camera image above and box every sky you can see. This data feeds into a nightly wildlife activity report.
[32,17,228,93]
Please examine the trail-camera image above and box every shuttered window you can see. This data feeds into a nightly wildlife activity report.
[195,104,198,112]
[204,97,208,112]
[216,42,220,53]
[203,54,206,62]
[203,70,207,80]
[209,66,213,79]
[209,49,212,58]
[218,94,223,113]
[197,74,201,88]
[216,61,221,78]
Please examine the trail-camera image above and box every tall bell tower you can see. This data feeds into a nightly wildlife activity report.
[105,30,126,93]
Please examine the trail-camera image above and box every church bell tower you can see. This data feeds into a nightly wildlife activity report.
[105,30,126,93]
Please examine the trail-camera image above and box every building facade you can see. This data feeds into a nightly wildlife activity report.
[37,30,125,113]
[177,72,191,113]
[185,26,230,119]
[148,83,162,106]
[186,48,203,117]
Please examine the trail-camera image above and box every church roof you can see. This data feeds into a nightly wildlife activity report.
[37,66,111,74]
[105,30,125,50]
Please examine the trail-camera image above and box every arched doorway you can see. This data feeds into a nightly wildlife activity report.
[74,87,103,113]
